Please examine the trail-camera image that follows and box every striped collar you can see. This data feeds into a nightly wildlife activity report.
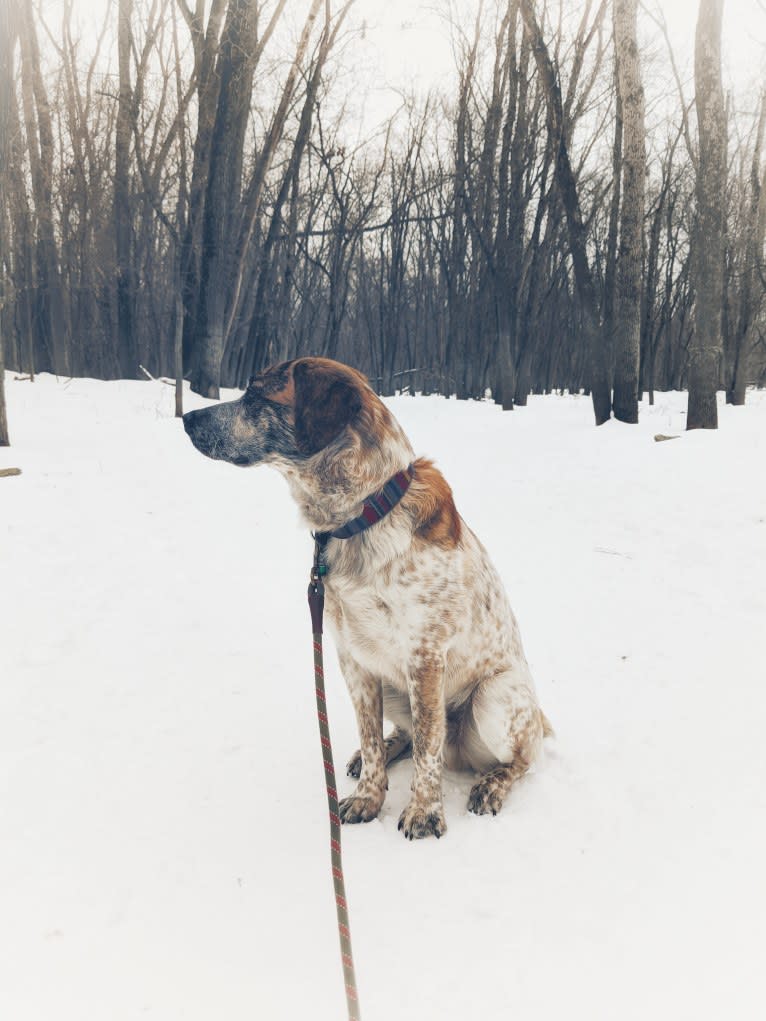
[314,465,414,551]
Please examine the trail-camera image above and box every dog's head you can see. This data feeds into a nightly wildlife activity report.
[183,357,372,468]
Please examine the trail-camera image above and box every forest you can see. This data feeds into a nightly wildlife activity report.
[0,0,764,438]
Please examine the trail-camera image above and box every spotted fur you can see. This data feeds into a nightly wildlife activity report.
[183,357,550,839]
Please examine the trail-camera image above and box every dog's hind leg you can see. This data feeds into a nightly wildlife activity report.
[461,666,546,817]
[467,760,531,816]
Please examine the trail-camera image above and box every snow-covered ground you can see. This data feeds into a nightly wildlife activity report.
[1,372,765,1021]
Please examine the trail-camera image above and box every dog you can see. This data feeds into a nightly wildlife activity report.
[183,357,550,839]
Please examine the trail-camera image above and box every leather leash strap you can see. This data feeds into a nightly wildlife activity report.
[308,562,360,1021]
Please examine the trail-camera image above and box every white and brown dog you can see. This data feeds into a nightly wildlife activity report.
[183,357,550,839]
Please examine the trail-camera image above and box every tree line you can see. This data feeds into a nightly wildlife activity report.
[1,0,765,446]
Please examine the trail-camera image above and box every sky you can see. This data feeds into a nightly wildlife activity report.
[44,0,766,122]
[28,0,766,169]
[345,0,766,129]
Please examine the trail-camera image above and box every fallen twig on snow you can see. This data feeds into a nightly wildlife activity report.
[140,365,176,387]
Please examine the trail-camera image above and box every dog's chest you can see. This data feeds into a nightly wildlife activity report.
[324,572,432,686]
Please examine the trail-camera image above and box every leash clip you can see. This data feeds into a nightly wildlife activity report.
[308,532,329,634]
[311,531,330,586]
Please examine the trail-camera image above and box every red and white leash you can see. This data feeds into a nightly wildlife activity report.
[308,546,361,1021]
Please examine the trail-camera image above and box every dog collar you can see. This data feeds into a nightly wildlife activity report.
[311,465,414,578]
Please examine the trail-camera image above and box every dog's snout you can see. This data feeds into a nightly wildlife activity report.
[182,406,218,458]
[183,395,270,468]
[182,408,203,436]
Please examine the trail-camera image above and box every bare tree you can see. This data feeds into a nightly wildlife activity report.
[688,0,726,430]
[612,0,645,422]
[115,0,138,378]
[190,0,286,397]
[726,93,766,404]
[189,0,334,398]
[520,0,612,424]
[18,0,69,376]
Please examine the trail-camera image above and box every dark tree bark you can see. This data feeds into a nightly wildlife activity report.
[612,0,645,423]
[602,60,622,393]
[688,0,726,430]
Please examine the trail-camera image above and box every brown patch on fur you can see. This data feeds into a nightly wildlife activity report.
[292,358,363,455]
[406,458,462,549]
[252,358,369,414]
[250,360,296,405]
[354,389,397,451]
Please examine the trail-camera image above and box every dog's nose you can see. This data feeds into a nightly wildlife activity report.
[182,409,201,436]
[182,408,210,452]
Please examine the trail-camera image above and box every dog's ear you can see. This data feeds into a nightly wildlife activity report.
[293,360,362,456]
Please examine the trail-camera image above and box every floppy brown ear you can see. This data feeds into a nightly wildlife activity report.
[293,360,362,456]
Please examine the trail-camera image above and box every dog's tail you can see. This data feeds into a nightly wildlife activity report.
[540,711,555,739]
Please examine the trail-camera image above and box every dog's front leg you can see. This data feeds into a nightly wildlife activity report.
[337,654,387,824]
[398,652,447,839]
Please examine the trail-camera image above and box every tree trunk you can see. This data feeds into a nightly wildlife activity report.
[5,87,34,379]
[688,0,725,430]
[191,0,263,398]
[174,242,184,418]
[191,0,323,398]
[181,0,228,375]
[603,61,622,393]
[19,0,69,376]
[115,0,137,378]
[727,94,765,405]
[612,0,645,423]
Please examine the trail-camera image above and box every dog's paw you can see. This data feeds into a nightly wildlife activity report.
[339,789,384,824]
[345,749,363,779]
[397,800,447,840]
[467,778,506,816]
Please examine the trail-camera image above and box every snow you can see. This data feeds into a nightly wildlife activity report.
[1,372,765,1021]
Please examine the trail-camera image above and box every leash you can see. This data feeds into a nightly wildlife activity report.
[308,538,361,1021]
[304,465,414,1020]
